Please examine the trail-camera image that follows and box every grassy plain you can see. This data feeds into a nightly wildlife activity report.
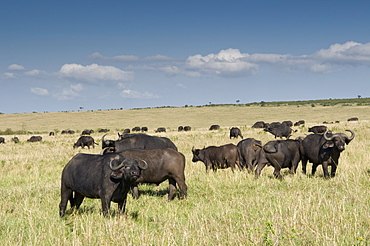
[0,105,369,245]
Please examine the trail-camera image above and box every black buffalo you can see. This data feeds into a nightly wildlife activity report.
[255,139,301,179]
[184,126,191,131]
[102,133,178,153]
[27,136,42,142]
[178,126,184,131]
[192,144,242,172]
[300,130,355,178]
[59,152,148,217]
[141,127,148,132]
[294,120,305,126]
[264,122,293,139]
[99,129,109,133]
[230,127,243,139]
[123,129,131,134]
[73,136,98,149]
[308,125,327,134]
[237,138,262,172]
[347,117,359,121]
[49,132,55,136]
[252,121,268,128]
[132,126,141,132]
[81,129,93,135]
[12,137,19,143]
[117,148,187,200]
[155,127,166,133]
[0,137,5,144]
[209,125,220,130]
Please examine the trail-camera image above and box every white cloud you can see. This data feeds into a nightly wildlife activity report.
[8,64,25,70]
[4,72,16,79]
[186,48,258,76]
[59,63,134,83]
[89,52,139,62]
[120,89,160,99]
[53,84,84,100]
[24,69,44,76]
[31,87,49,96]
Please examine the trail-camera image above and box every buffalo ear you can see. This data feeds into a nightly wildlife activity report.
[323,141,334,149]
[110,171,123,179]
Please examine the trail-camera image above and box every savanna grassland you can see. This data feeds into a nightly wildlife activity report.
[0,104,369,245]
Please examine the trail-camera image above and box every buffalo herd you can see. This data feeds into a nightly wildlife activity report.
[0,119,357,217]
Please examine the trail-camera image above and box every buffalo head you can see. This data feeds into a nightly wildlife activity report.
[109,156,148,181]
[323,129,355,152]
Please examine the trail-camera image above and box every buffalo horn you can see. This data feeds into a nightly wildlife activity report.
[345,129,355,141]
[192,146,195,152]
[102,134,107,142]
[323,131,335,141]
[138,159,148,170]
[110,158,126,171]
[100,147,110,155]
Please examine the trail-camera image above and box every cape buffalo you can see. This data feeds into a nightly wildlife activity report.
[209,125,220,130]
[73,136,98,149]
[102,133,178,153]
[155,127,166,133]
[230,127,243,139]
[294,120,305,126]
[117,148,187,200]
[252,121,268,128]
[178,126,184,131]
[308,125,327,134]
[0,137,5,144]
[132,126,141,132]
[347,117,359,121]
[255,139,301,179]
[27,136,42,142]
[12,137,19,143]
[192,144,242,172]
[237,138,262,172]
[264,122,293,139]
[59,152,148,217]
[300,130,355,178]
[184,126,191,131]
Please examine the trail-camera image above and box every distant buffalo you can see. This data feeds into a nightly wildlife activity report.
[229,127,243,139]
[294,120,305,126]
[27,136,42,142]
[49,132,55,136]
[184,126,191,131]
[81,129,94,135]
[308,125,327,134]
[12,137,19,143]
[347,117,359,121]
[209,125,220,131]
[252,121,268,128]
[132,126,141,132]
[178,126,184,131]
[141,127,148,132]
[99,129,109,133]
[0,137,5,144]
[73,136,98,149]
[155,127,166,133]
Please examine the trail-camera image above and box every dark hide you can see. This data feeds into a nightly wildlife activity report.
[237,138,262,172]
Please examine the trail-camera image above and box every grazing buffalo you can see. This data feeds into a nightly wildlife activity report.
[141,127,148,132]
[131,126,141,132]
[123,129,131,134]
[237,138,262,172]
[27,136,42,142]
[81,129,93,135]
[264,122,293,139]
[49,132,55,136]
[300,130,355,178]
[192,144,242,172]
[184,126,191,131]
[117,148,187,200]
[12,137,19,143]
[178,126,184,131]
[294,120,305,126]
[255,139,301,179]
[102,133,178,153]
[308,125,328,134]
[209,125,220,130]
[73,136,98,149]
[282,120,293,127]
[252,121,268,128]
[59,152,148,217]
[155,127,166,133]
[0,137,5,144]
[347,117,359,121]
[230,127,243,139]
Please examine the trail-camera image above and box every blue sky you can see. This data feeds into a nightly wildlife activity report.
[1,1,370,114]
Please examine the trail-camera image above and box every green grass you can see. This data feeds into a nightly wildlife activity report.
[0,105,369,245]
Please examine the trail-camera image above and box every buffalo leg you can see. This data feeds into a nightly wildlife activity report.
[311,163,319,176]
[117,193,128,214]
[173,176,188,199]
[302,158,308,174]
[100,193,112,216]
[331,164,337,177]
[59,186,73,217]
[131,185,139,199]
[168,178,177,200]
[74,192,85,210]
[255,162,268,178]
[321,161,330,178]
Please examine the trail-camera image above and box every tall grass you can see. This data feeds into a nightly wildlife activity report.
[0,105,369,245]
